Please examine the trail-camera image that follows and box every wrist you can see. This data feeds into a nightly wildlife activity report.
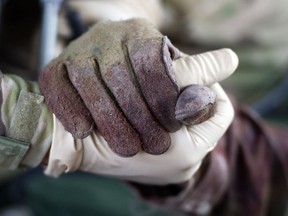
[0,73,53,169]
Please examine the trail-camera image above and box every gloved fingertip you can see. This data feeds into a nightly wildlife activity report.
[39,60,95,140]
[73,122,94,139]
[220,48,239,74]
[141,131,171,155]
[112,142,141,157]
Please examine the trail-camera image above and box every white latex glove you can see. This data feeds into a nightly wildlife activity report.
[45,48,238,185]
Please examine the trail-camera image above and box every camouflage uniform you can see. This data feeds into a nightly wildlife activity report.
[0,73,52,169]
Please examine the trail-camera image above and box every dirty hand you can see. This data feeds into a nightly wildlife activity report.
[40,19,238,184]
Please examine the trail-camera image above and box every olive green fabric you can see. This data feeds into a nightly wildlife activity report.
[7,90,44,143]
[23,172,182,216]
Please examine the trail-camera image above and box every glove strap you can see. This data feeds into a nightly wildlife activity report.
[0,90,44,170]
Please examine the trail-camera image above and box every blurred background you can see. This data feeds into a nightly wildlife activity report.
[0,0,287,215]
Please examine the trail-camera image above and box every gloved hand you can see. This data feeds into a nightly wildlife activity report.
[40,18,238,184]
[41,19,179,156]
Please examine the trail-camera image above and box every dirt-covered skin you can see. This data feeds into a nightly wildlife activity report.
[39,18,216,157]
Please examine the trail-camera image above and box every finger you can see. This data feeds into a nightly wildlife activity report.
[127,37,182,132]
[101,46,171,155]
[173,48,239,89]
[39,60,94,139]
[186,83,234,151]
[66,58,142,157]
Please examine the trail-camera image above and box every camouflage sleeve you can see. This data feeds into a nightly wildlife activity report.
[0,72,53,169]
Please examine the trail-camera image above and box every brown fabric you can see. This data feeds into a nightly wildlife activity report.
[132,101,288,216]
[215,106,274,216]
[265,124,288,184]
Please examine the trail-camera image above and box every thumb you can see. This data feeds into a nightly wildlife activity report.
[173,48,239,89]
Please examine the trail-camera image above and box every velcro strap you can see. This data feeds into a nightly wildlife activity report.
[0,90,44,169]
[0,136,30,170]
